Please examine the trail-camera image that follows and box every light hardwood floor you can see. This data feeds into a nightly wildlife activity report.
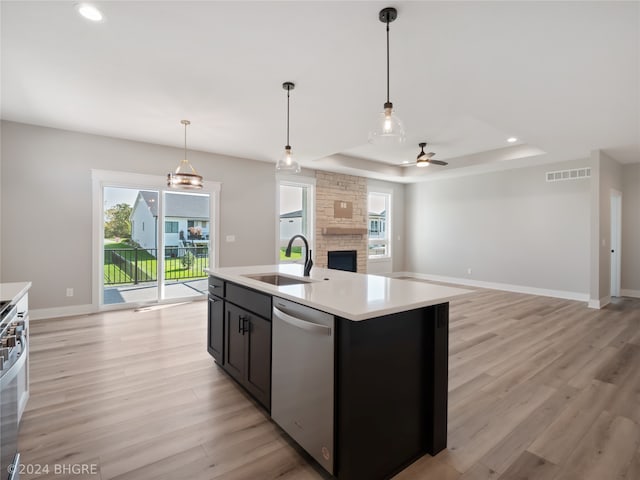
[18,287,640,480]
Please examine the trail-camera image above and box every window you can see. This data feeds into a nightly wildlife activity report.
[165,221,179,233]
[277,176,315,263]
[368,192,390,258]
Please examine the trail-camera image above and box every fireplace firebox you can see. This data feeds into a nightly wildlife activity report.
[327,250,357,272]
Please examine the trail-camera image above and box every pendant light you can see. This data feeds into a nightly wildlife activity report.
[167,119,203,189]
[275,82,301,174]
[368,7,405,145]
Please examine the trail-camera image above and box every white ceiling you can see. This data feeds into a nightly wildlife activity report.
[2,1,638,183]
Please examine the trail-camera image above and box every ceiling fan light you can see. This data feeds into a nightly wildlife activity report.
[416,158,430,168]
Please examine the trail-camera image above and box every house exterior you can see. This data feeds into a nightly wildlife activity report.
[130,191,158,250]
[368,209,386,239]
[130,192,210,253]
[279,209,303,239]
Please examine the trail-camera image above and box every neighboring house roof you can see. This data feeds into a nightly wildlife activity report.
[132,191,209,219]
[137,191,158,217]
[280,209,302,219]
[368,209,386,217]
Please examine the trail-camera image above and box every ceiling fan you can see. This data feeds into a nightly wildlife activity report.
[414,142,448,167]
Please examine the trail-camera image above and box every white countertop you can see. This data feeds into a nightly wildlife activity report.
[206,265,472,321]
[0,282,32,305]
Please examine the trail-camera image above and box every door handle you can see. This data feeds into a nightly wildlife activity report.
[273,306,332,336]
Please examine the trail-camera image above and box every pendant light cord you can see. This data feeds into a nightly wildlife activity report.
[386,20,390,104]
[184,122,187,159]
[286,85,291,147]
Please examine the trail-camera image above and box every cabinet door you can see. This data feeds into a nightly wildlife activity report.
[245,314,271,410]
[224,303,246,383]
[207,296,224,364]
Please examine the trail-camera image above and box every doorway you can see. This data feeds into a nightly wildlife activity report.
[93,170,220,309]
[610,190,622,298]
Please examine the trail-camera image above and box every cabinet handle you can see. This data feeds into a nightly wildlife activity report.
[238,315,249,335]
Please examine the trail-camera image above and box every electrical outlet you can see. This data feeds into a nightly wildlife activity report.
[226,235,236,242]
[467,268,472,275]
[66,288,74,297]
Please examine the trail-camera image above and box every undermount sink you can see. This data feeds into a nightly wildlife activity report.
[244,273,312,286]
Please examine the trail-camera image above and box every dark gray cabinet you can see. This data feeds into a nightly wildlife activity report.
[208,276,271,411]
[207,277,224,364]
[207,295,224,364]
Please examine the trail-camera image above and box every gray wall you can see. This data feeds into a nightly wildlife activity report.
[622,163,640,292]
[405,159,592,296]
[1,121,277,310]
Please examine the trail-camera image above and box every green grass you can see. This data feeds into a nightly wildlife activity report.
[104,239,208,283]
[279,246,303,261]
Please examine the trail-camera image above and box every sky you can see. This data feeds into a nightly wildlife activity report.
[104,187,139,210]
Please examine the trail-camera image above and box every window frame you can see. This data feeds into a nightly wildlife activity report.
[276,174,316,264]
[91,169,221,310]
[367,190,392,260]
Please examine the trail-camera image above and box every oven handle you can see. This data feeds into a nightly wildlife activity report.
[273,306,332,336]
[8,453,20,480]
[0,339,28,387]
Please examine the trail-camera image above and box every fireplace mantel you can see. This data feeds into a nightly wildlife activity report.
[321,227,368,235]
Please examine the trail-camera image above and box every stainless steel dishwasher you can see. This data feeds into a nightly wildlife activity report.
[271,297,335,474]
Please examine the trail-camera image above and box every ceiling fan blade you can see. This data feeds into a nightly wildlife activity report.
[426,152,436,158]
[428,159,448,166]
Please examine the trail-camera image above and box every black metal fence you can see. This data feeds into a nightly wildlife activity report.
[104,246,209,285]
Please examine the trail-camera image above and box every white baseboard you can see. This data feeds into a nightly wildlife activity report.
[30,296,207,321]
[588,296,611,309]
[30,304,96,321]
[392,272,589,303]
[621,289,640,298]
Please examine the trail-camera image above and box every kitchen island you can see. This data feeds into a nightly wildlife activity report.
[206,265,471,480]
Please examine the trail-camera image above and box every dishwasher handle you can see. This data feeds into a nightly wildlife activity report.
[273,306,332,336]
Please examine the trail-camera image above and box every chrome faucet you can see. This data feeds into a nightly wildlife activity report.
[285,234,313,277]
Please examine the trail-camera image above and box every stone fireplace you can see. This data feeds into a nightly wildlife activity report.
[315,172,368,273]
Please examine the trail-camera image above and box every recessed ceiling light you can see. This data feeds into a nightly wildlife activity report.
[507,137,518,143]
[402,160,410,164]
[77,3,103,22]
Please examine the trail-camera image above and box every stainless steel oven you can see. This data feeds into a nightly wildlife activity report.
[1,302,25,480]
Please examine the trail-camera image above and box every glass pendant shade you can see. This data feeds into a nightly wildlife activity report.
[275,145,301,174]
[168,119,203,189]
[368,104,406,145]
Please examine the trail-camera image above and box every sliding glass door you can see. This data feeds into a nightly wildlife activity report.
[162,191,210,300]
[97,174,217,308]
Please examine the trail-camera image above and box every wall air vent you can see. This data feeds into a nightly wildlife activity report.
[546,167,591,182]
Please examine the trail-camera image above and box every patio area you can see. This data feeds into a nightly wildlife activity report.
[104,278,208,305]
